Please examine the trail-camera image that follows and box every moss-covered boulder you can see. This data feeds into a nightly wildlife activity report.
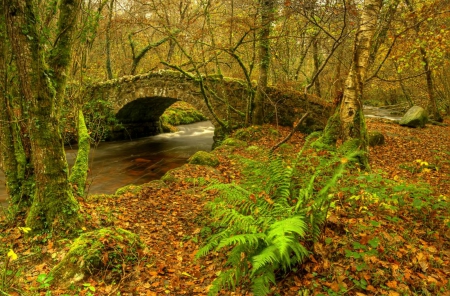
[368,131,385,147]
[399,106,428,128]
[51,227,145,286]
[159,101,207,133]
[188,151,220,167]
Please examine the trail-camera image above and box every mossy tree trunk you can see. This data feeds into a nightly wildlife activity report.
[4,0,82,233]
[69,110,90,197]
[253,0,275,125]
[0,2,34,211]
[338,0,382,167]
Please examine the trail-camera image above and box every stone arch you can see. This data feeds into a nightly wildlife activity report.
[113,96,181,139]
[83,70,333,139]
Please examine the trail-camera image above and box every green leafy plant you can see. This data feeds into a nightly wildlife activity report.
[35,273,53,290]
[197,142,359,295]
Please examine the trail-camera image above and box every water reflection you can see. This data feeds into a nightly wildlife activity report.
[0,121,214,207]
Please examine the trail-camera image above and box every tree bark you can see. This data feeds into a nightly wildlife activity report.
[4,0,81,233]
[339,0,382,166]
[253,0,275,125]
[105,0,114,79]
[312,33,322,98]
[404,0,442,122]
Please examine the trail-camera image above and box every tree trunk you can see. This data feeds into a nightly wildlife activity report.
[253,0,275,125]
[312,34,322,98]
[4,0,81,233]
[339,0,382,166]
[69,110,90,197]
[105,0,114,79]
[404,0,442,122]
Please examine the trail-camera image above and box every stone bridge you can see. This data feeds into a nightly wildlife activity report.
[83,70,332,139]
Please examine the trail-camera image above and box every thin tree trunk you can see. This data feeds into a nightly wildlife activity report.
[339,0,382,166]
[312,34,322,98]
[105,0,114,79]
[253,0,275,125]
[404,0,442,122]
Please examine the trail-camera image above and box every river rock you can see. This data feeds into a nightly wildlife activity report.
[188,151,219,167]
[399,106,428,128]
[368,131,385,147]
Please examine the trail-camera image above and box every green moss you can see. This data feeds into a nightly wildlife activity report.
[368,131,385,147]
[69,111,90,196]
[26,186,81,235]
[221,138,248,147]
[188,151,220,167]
[51,227,144,286]
[159,101,207,133]
[115,184,142,195]
[314,111,340,147]
[184,177,209,186]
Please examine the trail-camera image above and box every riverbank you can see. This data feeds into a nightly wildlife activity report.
[0,118,449,295]
[0,121,214,208]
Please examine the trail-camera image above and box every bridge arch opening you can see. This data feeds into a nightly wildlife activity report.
[111,96,209,140]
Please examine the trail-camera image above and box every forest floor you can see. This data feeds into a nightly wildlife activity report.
[1,117,449,296]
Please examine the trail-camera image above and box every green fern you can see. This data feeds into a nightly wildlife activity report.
[198,142,359,295]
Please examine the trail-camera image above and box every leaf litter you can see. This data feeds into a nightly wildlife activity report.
[0,117,449,295]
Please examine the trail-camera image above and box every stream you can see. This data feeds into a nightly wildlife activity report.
[0,121,214,208]
[0,106,405,209]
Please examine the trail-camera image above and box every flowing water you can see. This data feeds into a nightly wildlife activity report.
[0,121,214,208]
[0,106,405,209]
[363,105,405,121]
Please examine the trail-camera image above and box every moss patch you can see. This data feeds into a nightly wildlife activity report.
[51,227,145,286]
[188,151,220,167]
[160,101,207,132]
[115,184,143,196]
[221,138,248,147]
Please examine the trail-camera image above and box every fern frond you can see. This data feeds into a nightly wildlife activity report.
[251,270,276,296]
[267,216,308,239]
[251,245,280,273]
[208,269,237,296]
[196,229,232,259]
[217,233,266,250]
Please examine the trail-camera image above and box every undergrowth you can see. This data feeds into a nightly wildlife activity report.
[197,135,361,295]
